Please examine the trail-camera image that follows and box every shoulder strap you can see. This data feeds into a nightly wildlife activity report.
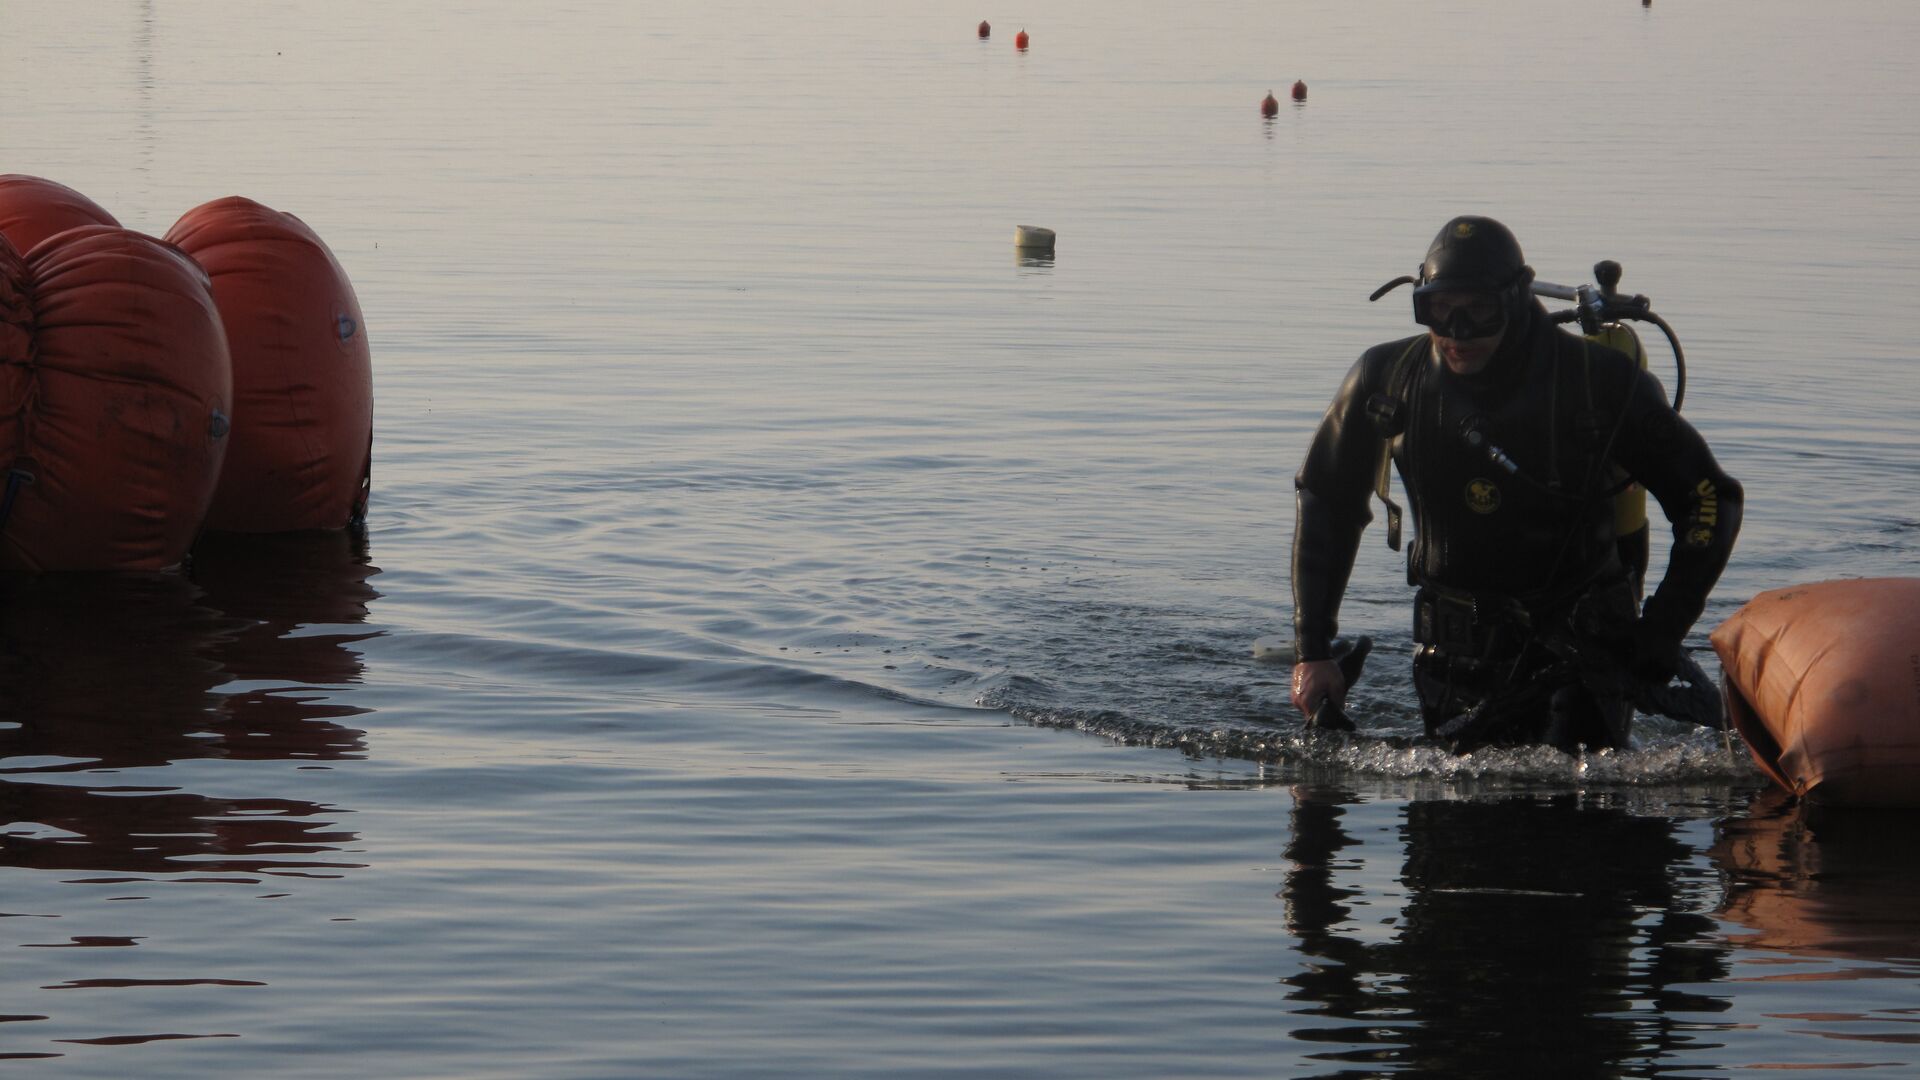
[1374,337,1427,550]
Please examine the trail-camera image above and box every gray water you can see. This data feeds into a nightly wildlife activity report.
[2,1,1918,1075]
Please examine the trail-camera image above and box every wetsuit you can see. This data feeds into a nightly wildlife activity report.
[1292,300,1742,750]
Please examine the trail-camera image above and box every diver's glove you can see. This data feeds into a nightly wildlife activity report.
[1627,620,1687,683]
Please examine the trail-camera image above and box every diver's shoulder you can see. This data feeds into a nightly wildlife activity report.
[1358,333,1430,371]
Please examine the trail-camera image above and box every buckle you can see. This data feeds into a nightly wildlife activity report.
[1416,591,1481,654]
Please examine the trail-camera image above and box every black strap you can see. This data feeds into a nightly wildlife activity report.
[1373,338,1427,550]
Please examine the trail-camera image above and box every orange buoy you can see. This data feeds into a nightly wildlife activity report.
[0,174,119,256]
[1291,79,1308,102]
[1261,90,1280,117]
[166,197,372,533]
[978,20,990,38]
[0,225,231,571]
[1711,578,1920,808]
[1015,28,1029,51]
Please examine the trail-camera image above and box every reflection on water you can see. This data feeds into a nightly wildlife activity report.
[0,532,380,878]
[1712,789,1920,966]
[1282,787,1731,1076]
[190,530,381,754]
[1687,790,1920,1066]
[0,781,358,879]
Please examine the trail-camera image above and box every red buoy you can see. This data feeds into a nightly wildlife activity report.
[1015,29,1029,51]
[166,197,373,533]
[1261,91,1280,117]
[1291,80,1308,102]
[978,20,990,38]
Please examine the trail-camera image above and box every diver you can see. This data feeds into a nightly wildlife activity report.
[1288,216,1742,752]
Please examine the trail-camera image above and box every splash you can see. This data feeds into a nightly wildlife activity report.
[985,686,1759,787]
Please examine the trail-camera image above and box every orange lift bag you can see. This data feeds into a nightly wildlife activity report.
[0,174,120,256]
[166,197,372,532]
[1712,578,1920,808]
[0,225,232,571]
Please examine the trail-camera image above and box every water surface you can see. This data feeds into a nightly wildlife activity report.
[2,1,1918,1075]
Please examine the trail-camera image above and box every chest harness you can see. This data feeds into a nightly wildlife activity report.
[1362,334,1626,555]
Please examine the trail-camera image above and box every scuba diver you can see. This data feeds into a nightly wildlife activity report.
[1288,216,1742,752]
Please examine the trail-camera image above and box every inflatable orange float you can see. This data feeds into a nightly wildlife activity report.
[1712,578,1920,808]
[0,224,231,571]
[167,197,372,532]
[0,174,119,256]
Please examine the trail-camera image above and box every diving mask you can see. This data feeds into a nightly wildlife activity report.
[1412,288,1506,340]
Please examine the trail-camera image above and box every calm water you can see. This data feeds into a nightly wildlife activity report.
[3,1,1919,1075]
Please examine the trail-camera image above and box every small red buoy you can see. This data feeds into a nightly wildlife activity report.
[1291,80,1308,102]
[1015,29,1029,51]
[979,20,990,38]
[1261,91,1280,117]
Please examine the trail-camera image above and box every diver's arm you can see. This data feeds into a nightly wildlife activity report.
[1617,373,1744,643]
[1291,357,1383,662]
[1293,488,1370,662]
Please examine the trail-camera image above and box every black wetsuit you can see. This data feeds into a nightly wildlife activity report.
[1292,301,1742,749]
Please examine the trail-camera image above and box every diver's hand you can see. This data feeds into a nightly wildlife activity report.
[1628,621,1686,683]
[1291,660,1347,720]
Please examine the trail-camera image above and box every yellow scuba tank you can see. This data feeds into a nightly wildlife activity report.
[1585,318,1652,600]
[1586,319,1649,539]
